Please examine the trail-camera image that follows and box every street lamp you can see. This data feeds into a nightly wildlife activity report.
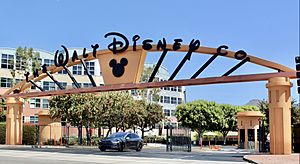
[258,117,265,152]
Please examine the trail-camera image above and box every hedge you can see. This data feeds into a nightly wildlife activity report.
[0,124,37,145]
[22,125,38,145]
[0,122,5,144]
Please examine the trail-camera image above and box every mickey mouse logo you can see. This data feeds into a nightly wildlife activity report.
[109,58,128,77]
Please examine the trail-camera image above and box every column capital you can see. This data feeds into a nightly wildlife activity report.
[6,97,23,105]
[266,77,292,88]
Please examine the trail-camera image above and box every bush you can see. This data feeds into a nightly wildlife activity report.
[0,123,38,145]
[0,122,6,144]
[22,125,37,145]
[68,136,78,145]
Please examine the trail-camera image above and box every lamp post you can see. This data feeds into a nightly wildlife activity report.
[258,117,265,152]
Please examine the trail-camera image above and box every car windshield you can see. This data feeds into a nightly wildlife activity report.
[107,133,127,139]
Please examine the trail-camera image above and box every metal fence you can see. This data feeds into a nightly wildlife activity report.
[166,125,191,152]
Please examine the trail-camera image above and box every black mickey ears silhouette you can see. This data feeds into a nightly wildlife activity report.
[109,59,117,67]
[109,58,128,77]
[120,58,128,66]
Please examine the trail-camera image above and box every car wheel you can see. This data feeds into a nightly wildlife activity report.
[118,143,124,152]
[136,143,143,152]
[100,148,106,152]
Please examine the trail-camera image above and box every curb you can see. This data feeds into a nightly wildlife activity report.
[243,155,258,164]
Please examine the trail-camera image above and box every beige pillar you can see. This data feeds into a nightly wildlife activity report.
[5,97,23,145]
[266,77,292,155]
[238,129,240,147]
[37,110,61,145]
[254,129,258,150]
[245,128,248,149]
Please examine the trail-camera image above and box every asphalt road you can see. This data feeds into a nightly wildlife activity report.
[0,146,250,164]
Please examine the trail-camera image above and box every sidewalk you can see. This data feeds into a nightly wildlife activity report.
[243,153,300,164]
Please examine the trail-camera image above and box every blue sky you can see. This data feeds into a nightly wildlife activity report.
[0,0,299,105]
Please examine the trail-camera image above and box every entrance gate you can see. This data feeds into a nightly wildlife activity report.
[166,125,191,152]
[0,34,297,155]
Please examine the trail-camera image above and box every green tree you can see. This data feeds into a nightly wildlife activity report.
[218,104,240,145]
[257,100,269,134]
[99,92,136,137]
[176,100,223,143]
[10,47,41,86]
[0,97,6,122]
[135,99,164,139]
[291,99,300,126]
[49,94,97,145]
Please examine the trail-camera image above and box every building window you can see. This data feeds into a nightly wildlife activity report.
[164,96,170,103]
[72,83,82,88]
[73,64,82,75]
[58,70,67,74]
[170,110,176,116]
[42,99,49,109]
[160,96,163,103]
[58,82,67,89]
[1,54,14,69]
[84,62,95,75]
[16,55,25,70]
[15,78,23,84]
[29,116,38,124]
[44,59,54,67]
[30,98,41,108]
[83,83,93,88]
[164,109,170,117]
[0,77,12,88]
[131,90,138,96]
[171,97,177,104]
[178,98,182,104]
[164,87,170,91]
[171,87,177,92]
[177,86,182,92]
[43,81,55,91]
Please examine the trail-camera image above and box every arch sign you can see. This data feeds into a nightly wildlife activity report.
[1,32,297,155]
[3,32,295,97]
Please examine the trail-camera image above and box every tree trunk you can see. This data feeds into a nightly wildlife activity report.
[222,131,228,145]
[197,129,203,147]
[98,127,101,137]
[141,128,145,139]
[106,127,111,137]
[77,124,82,145]
[85,126,91,145]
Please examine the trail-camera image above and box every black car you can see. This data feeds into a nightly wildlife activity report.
[99,132,143,152]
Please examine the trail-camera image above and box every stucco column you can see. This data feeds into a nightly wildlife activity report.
[266,77,292,155]
[245,128,248,149]
[5,97,23,145]
[254,129,258,150]
[238,129,240,147]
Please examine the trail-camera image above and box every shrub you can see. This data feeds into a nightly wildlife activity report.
[22,125,37,145]
[0,122,6,144]
[68,136,78,145]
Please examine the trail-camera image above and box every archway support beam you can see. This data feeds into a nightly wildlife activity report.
[1,72,295,99]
